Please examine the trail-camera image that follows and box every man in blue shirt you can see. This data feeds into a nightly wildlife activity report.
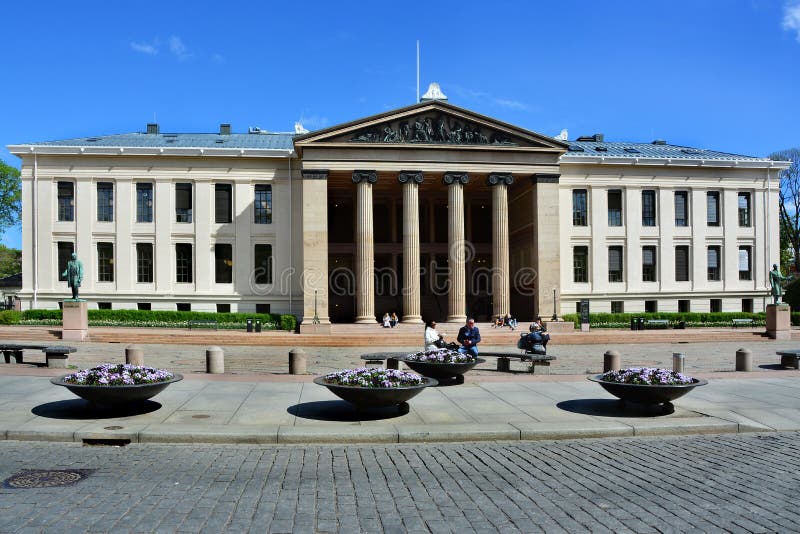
[457,318,481,357]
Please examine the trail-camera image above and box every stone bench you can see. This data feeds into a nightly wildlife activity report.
[360,352,408,370]
[42,346,77,368]
[480,352,556,374]
[732,318,754,328]
[188,320,218,330]
[776,350,800,370]
[645,319,670,329]
[0,343,47,364]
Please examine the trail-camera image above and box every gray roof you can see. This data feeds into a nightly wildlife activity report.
[24,132,295,150]
[565,141,768,161]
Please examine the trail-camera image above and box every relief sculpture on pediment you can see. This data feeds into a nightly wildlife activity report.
[348,113,518,146]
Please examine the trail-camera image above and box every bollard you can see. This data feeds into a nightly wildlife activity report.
[255,319,262,333]
[289,348,307,375]
[246,318,253,333]
[736,348,753,372]
[206,346,224,374]
[673,352,685,374]
[603,350,621,372]
[125,345,144,366]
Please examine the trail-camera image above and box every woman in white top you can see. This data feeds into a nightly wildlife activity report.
[424,320,443,350]
[382,313,391,328]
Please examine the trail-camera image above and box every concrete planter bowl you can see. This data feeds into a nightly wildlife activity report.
[51,374,184,406]
[313,376,437,411]
[587,375,707,405]
[398,358,485,384]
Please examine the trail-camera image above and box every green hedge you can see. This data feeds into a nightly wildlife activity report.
[0,310,21,324]
[562,311,766,328]
[792,312,800,326]
[18,309,298,331]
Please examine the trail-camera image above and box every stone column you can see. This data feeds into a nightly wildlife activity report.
[399,171,423,323]
[532,174,561,319]
[444,172,469,322]
[489,173,513,319]
[353,170,377,323]
[300,170,331,333]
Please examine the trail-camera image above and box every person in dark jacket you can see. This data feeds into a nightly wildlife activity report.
[457,318,481,357]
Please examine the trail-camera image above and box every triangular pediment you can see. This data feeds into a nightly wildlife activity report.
[294,101,567,150]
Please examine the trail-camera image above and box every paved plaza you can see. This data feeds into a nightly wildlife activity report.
[1,433,798,533]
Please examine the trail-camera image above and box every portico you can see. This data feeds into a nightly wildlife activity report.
[294,100,566,329]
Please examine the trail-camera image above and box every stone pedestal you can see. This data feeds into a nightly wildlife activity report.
[206,346,224,374]
[736,348,753,372]
[766,304,791,340]
[62,300,88,341]
[289,348,306,375]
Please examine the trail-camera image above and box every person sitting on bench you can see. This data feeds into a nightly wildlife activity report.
[457,318,481,357]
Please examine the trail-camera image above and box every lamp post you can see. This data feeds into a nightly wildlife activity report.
[551,287,558,321]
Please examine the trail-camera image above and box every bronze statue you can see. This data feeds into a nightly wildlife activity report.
[770,264,793,305]
[62,252,84,300]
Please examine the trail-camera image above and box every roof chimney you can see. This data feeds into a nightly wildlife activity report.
[576,133,604,142]
[652,139,667,145]
[146,123,159,135]
[420,82,448,102]
[219,123,231,135]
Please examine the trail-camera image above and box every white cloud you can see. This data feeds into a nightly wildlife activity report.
[446,84,532,112]
[492,98,530,111]
[130,41,158,55]
[169,36,189,60]
[295,114,329,131]
[211,53,225,64]
[784,1,800,42]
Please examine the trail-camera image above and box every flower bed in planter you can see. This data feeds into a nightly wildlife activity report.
[588,367,707,405]
[399,349,484,384]
[314,367,436,410]
[51,363,183,406]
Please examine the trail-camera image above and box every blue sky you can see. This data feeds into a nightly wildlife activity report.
[2,1,799,250]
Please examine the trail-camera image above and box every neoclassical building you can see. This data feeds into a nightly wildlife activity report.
[9,90,788,329]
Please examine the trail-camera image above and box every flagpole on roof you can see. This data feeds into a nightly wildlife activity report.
[416,40,420,103]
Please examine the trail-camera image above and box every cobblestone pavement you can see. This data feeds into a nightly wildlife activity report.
[6,338,799,376]
[0,433,798,533]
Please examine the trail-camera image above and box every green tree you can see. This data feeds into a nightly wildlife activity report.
[0,245,21,278]
[770,148,800,272]
[0,160,20,237]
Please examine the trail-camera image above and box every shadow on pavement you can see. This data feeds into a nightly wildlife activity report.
[288,400,409,422]
[557,398,675,417]
[758,364,789,370]
[32,399,163,420]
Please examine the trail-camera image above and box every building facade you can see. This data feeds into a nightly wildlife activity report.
[8,97,788,326]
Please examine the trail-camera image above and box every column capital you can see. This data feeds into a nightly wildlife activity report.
[301,169,329,180]
[443,172,469,185]
[487,173,514,186]
[531,173,560,184]
[398,170,424,184]
[352,170,378,184]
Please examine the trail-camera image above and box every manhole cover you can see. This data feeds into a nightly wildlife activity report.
[104,426,124,430]
[192,414,210,419]
[2,469,93,489]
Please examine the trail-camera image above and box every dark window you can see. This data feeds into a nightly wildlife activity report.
[254,184,272,224]
[216,304,231,313]
[678,299,690,313]
[215,184,232,223]
[742,298,753,313]
[98,302,112,310]
[256,303,270,314]
[675,246,690,282]
[608,190,622,226]
[739,246,752,280]
[572,190,587,226]
[642,246,657,282]
[707,246,721,281]
[57,242,74,282]
[97,242,114,282]
[608,246,623,282]
[136,243,153,283]
[97,182,113,222]
[573,246,588,283]
[215,244,233,283]
[433,201,448,243]
[137,302,151,311]
[176,243,193,283]
[611,301,624,313]
[710,299,722,313]
[175,183,192,223]
[136,183,153,223]
[707,191,720,226]
[738,192,751,227]
[645,300,657,313]
[470,203,491,243]
[57,182,74,221]
[642,190,656,226]
[674,191,688,227]
[177,302,191,312]
[254,244,273,285]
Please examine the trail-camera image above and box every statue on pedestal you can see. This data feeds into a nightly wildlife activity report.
[769,264,791,305]
[62,252,84,300]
